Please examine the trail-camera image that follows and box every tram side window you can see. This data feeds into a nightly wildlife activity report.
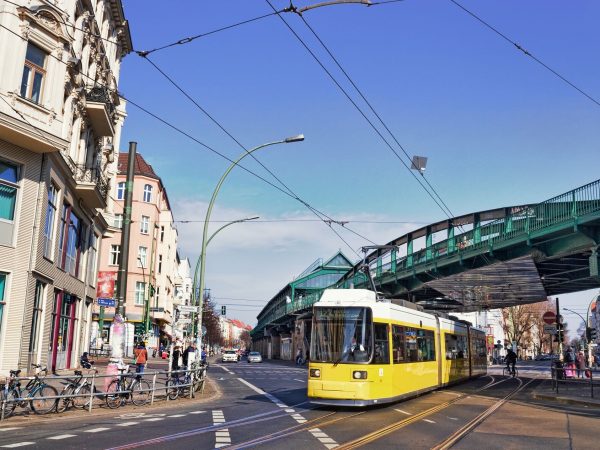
[392,325,406,363]
[372,323,389,364]
[392,325,435,363]
[445,334,468,359]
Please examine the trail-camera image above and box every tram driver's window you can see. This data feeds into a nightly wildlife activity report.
[445,334,458,360]
[372,323,389,364]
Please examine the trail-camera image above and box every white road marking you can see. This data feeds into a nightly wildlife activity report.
[168,414,186,418]
[144,417,163,422]
[236,378,288,408]
[189,410,206,414]
[394,409,411,415]
[293,379,306,383]
[85,427,110,433]
[0,443,35,448]
[285,409,295,413]
[448,416,459,421]
[309,428,339,449]
[0,429,21,432]
[47,435,77,440]
[423,419,436,424]
[213,411,231,448]
[116,422,138,427]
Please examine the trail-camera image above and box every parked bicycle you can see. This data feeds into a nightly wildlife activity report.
[0,364,57,417]
[56,369,99,413]
[105,366,151,409]
[166,369,194,400]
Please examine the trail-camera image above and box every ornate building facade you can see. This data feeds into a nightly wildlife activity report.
[0,0,131,373]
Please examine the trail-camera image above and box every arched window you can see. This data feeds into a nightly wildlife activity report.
[143,184,153,203]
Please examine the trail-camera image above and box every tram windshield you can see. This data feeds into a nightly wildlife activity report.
[311,307,373,364]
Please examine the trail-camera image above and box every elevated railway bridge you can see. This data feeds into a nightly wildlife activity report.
[251,179,600,357]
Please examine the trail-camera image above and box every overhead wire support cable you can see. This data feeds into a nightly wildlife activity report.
[265,1,453,222]
[136,10,284,56]
[449,0,600,109]
[137,54,376,254]
[296,12,458,221]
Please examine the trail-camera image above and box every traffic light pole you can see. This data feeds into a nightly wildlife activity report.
[556,297,563,361]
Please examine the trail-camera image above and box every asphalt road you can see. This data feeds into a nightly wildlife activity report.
[0,358,599,449]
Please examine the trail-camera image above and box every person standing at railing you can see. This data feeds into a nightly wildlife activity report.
[576,351,586,378]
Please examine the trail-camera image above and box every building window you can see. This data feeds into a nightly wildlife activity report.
[116,182,125,200]
[29,280,45,353]
[160,226,164,242]
[113,213,123,228]
[138,246,147,268]
[20,43,47,103]
[43,184,58,259]
[64,210,82,277]
[0,160,19,222]
[158,254,162,274]
[135,281,146,306]
[109,244,120,265]
[87,231,97,284]
[143,184,153,203]
[140,215,149,234]
[0,273,6,338]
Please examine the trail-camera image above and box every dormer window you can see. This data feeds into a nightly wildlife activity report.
[20,43,47,103]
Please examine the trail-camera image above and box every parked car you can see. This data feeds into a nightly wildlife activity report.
[222,350,238,363]
[247,352,263,363]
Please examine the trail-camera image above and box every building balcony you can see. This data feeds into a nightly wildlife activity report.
[71,162,109,209]
[85,86,115,137]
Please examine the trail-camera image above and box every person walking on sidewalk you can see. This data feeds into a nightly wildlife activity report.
[134,342,148,374]
[576,351,586,378]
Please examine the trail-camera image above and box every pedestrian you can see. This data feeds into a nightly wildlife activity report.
[183,342,195,369]
[134,341,148,374]
[576,351,586,378]
[172,345,182,372]
[296,348,303,365]
[564,347,576,378]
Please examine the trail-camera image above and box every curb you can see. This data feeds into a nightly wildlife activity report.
[532,391,600,408]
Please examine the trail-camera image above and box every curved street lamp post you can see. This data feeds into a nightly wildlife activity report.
[194,135,305,351]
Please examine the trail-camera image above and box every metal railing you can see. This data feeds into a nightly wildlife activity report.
[0,365,207,421]
[551,365,598,399]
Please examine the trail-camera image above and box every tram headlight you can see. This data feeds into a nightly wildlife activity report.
[353,370,367,380]
[310,368,321,378]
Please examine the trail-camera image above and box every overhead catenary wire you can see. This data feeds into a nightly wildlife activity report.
[448,0,600,109]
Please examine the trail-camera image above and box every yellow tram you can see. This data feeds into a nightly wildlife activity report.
[307,289,487,406]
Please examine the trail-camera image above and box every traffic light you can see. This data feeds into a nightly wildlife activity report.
[590,327,598,342]
[221,305,226,316]
[555,323,564,343]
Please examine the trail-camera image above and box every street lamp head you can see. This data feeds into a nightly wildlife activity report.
[245,216,260,221]
[284,134,304,143]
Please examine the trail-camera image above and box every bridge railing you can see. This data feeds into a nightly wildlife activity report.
[367,179,600,282]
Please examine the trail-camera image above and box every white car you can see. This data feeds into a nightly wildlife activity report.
[247,352,262,363]
[222,350,238,363]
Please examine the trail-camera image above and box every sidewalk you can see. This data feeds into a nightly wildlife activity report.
[532,377,600,408]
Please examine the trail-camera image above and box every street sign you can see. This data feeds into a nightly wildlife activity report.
[542,311,556,325]
[149,307,164,312]
[178,305,199,313]
[177,318,191,325]
[544,324,557,334]
[97,298,115,307]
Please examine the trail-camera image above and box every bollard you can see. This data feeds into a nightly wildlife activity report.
[591,370,594,398]
[151,372,156,405]
[189,371,194,399]
[1,396,5,421]
[89,373,96,413]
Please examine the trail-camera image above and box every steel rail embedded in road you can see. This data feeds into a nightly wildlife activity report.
[335,375,518,450]
[431,376,538,450]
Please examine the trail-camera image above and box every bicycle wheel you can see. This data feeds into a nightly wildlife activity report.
[105,379,123,409]
[131,379,150,406]
[31,385,58,415]
[165,379,179,400]
[0,388,18,418]
[73,384,92,409]
[56,384,75,413]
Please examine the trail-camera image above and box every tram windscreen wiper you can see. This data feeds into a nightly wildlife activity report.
[332,357,343,367]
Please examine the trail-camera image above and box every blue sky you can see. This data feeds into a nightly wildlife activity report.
[117,1,600,332]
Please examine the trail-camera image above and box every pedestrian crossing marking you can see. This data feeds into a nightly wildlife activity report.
[116,422,138,427]
[0,443,35,448]
[47,435,77,440]
[85,427,110,433]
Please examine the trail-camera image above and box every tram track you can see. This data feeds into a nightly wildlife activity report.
[334,375,525,450]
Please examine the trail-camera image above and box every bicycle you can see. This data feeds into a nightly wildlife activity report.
[0,364,57,417]
[503,365,519,378]
[166,369,196,400]
[105,366,151,409]
[56,369,98,413]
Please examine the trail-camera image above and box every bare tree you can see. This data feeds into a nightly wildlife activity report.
[202,297,222,349]
[501,304,539,354]
[529,299,555,354]
[239,330,251,349]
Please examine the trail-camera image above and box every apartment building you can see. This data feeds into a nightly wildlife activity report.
[93,152,180,355]
[0,0,131,373]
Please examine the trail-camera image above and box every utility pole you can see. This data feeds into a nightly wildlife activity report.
[556,297,563,361]
[111,142,136,361]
